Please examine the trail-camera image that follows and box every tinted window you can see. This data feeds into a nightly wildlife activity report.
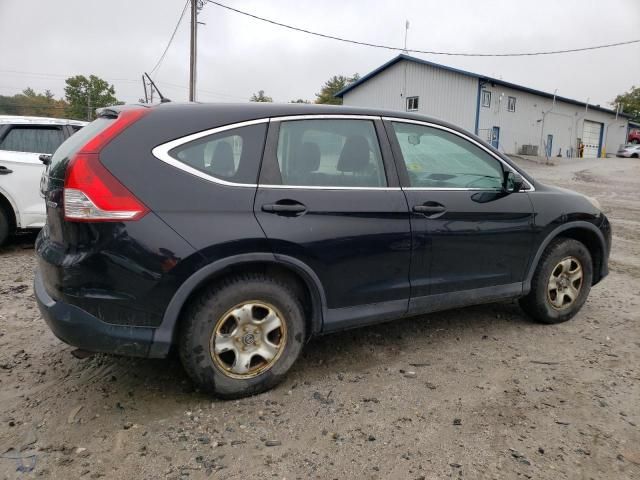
[392,122,504,189]
[169,123,267,184]
[276,119,386,187]
[49,118,113,179]
[0,126,65,154]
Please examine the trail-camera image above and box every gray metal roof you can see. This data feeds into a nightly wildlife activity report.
[335,54,630,118]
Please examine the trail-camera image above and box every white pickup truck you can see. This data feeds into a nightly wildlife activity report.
[0,115,87,245]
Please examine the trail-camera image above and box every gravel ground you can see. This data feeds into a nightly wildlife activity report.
[1,157,639,479]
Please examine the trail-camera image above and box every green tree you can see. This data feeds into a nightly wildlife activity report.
[315,73,360,105]
[289,98,310,104]
[0,88,69,118]
[250,90,273,102]
[613,86,640,122]
[64,75,122,120]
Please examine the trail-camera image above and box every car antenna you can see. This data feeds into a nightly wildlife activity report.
[143,72,171,103]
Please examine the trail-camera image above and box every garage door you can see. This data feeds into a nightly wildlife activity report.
[582,120,602,157]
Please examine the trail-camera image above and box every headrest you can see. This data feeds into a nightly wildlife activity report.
[293,142,321,174]
[337,135,370,173]
[209,141,235,176]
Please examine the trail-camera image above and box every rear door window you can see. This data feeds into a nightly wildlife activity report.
[0,126,66,154]
[168,123,267,184]
[274,119,387,187]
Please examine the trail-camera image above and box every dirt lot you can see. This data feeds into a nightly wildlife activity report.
[1,157,639,479]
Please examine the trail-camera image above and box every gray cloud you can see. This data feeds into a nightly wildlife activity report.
[1,0,639,108]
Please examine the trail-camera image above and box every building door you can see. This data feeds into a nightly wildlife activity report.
[491,126,500,149]
[546,134,553,157]
[582,120,602,157]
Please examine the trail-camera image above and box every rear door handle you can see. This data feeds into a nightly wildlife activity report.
[262,202,307,214]
[0,166,13,175]
[413,203,446,214]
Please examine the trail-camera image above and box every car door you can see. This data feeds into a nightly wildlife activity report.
[0,124,66,228]
[384,118,535,313]
[254,116,411,332]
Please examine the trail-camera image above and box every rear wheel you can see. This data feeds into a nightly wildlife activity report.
[520,238,593,324]
[0,207,9,247]
[179,273,306,399]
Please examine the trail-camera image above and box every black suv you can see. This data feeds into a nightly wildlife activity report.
[36,103,611,398]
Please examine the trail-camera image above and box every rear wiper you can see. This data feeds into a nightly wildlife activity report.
[39,154,52,165]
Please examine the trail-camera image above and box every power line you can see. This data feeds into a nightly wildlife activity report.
[150,0,190,76]
[206,0,640,57]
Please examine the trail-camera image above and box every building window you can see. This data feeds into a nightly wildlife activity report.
[481,90,491,108]
[406,96,419,111]
[507,96,516,112]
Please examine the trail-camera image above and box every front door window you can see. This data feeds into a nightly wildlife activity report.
[391,122,504,190]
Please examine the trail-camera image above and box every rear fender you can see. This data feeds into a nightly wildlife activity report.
[148,253,327,358]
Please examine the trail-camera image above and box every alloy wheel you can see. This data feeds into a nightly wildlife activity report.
[547,256,583,310]
[210,301,287,379]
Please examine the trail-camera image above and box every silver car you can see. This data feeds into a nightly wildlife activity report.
[616,144,640,158]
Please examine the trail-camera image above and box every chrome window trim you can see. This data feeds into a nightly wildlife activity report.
[151,118,269,188]
[382,116,535,192]
[259,184,401,191]
[151,114,534,192]
[270,114,381,122]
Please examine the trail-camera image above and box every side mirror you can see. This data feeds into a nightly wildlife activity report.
[504,171,525,193]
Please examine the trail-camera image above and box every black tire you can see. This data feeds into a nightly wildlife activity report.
[519,238,593,324]
[0,207,9,247]
[179,273,306,399]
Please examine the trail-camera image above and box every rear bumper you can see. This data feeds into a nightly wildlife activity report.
[35,270,156,357]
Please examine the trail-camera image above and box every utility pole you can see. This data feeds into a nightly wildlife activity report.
[189,0,198,102]
[87,78,92,121]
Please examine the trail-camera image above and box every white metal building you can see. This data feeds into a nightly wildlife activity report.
[336,54,630,158]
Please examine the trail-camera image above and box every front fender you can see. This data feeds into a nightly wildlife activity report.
[523,220,608,293]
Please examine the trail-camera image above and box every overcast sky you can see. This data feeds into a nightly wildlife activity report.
[1,0,639,108]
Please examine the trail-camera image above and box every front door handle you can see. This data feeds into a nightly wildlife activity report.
[262,202,307,214]
[413,204,446,214]
[0,166,13,175]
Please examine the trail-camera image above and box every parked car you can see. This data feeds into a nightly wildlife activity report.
[628,128,640,144]
[616,143,640,158]
[0,115,87,245]
[35,103,610,398]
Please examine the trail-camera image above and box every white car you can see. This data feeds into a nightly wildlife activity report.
[0,115,87,245]
[616,144,640,158]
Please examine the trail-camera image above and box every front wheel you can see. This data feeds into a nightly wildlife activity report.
[179,273,306,399]
[519,238,593,324]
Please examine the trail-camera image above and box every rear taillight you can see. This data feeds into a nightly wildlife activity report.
[64,108,149,222]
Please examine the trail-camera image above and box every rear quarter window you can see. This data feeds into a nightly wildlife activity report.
[168,123,267,184]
